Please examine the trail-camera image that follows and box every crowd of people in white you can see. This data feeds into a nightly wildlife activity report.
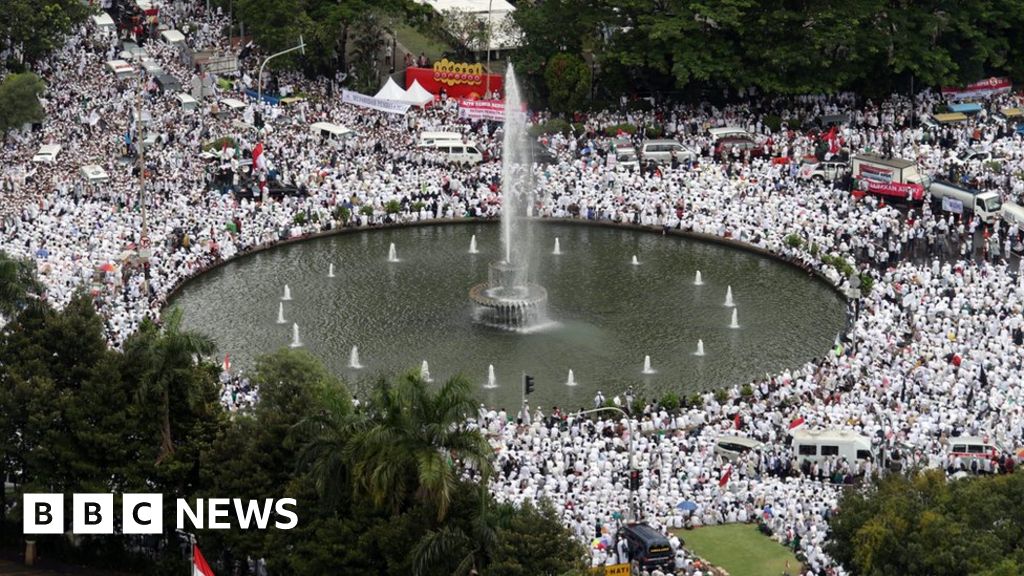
[2,2,1024,575]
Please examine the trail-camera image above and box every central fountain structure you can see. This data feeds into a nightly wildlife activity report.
[469,64,548,329]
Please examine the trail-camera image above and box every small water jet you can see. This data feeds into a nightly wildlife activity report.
[730,309,740,329]
[388,243,399,263]
[694,271,704,285]
[349,346,362,369]
[566,369,576,386]
[695,339,705,356]
[469,235,479,254]
[289,323,302,348]
[328,263,335,278]
[281,285,292,301]
[484,364,497,388]
[276,302,286,324]
[631,255,640,266]
[642,355,655,374]
[724,285,735,307]
[421,360,432,382]
[553,238,562,255]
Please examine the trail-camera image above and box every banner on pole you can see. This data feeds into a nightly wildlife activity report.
[341,89,410,115]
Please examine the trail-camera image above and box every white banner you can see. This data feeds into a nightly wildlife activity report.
[942,196,964,214]
[341,89,410,115]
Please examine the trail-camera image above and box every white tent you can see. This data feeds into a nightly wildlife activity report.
[32,144,61,163]
[92,13,115,31]
[80,165,109,183]
[403,80,435,107]
[374,78,408,102]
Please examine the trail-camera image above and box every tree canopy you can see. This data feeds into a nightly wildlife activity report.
[828,470,1024,576]
[0,73,47,134]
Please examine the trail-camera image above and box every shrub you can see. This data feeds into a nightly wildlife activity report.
[528,118,571,137]
[740,383,754,398]
[385,199,401,214]
[645,125,664,138]
[411,201,426,212]
[763,115,783,133]
[859,273,875,296]
[359,205,374,217]
[714,389,729,404]
[606,123,637,135]
[293,212,307,225]
[688,393,703,408]
[785,234,804,248]
[809,243,820,257]
[334,205,351,223]
[660,393,680,411]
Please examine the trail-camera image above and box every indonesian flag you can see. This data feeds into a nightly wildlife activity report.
[789,416,806,431]
[222,354,231,373]
[193,545,215,576]
[719,464,732,487]
[824,126,840,154]
[733,413,741,430]
[252,142,266,171]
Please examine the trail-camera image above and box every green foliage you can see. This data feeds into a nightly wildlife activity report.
[0,251,44,317]
[334,205,351,223]
[714,389,729,404]
[740,383,754,398]
[644,125,664,138]
[688,393,704,408]
[0,73,46,133]
[411,201,426,212]
[544,53,592,116]
[785,233,804,249]
[606,123,637,135]
[294,212,308,225]
[359,205,375,217]
[385,199,402,214]
[485,500,588,576]
[527,118,571,137]
[0,1,89,66]
[829,471,1024,576]
[859,273,875,296]
[659,392,680,411]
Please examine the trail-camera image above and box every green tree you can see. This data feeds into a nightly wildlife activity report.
[0,0,89,67]
[0,251,44,318]
[344,372,493,520]
[544,54,592,116]
[122,308,216,465]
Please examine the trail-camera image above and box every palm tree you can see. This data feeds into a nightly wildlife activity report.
[345,372,494,521]
[411,484,512,576]
[296,386,358,508]
[0,252,43,320]
[124,307,215,464]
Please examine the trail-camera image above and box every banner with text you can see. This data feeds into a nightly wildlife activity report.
[865,180,925,201]
[941,77,1012,101]
[942,196,964,214]
[341,89,410,115]
[458,99,505,122]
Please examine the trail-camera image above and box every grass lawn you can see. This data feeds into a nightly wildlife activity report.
[394,24,451,63]
[672,525,803,576]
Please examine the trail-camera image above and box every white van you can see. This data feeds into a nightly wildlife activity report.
[708,126,753,141]
[791,429,873,464]
[948,436,1006,468]
[418,131,464,147]
[714,435,764,462]
[1001,202,1024,227]
[430,141,484,165]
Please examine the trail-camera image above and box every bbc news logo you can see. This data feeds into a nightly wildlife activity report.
[23,494,298,535]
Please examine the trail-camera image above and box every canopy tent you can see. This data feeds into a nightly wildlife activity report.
[374,78,408,102]
[80,165,109,183]
[933,112,968,123]
[92,13,115,31]
[404,80,435,107]
[161,29,186,45]
[999,107,1022,118]
[32,144,61,163]
[220,98,246,110]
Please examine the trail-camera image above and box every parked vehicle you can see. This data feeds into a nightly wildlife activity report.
[851,154,926,202]
[425,141,484,165]
[926,180,1001,224]
[1001,201,1024,227]
[799,158,848,181]
[714,136,764,159]
[618,523,675,572]
[791,429,873,464]
[641,139,697,164]
[417,131,463,147]
[708,126,754,141]
[714,435,764,462]
[611,138,639,170]
[948,436,1007,468]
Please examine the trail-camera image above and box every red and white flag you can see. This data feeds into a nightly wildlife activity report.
[824,126,841,154]
[718,464,732,487]
[252,142,266,171]
[789,416,806,431]
[222,354,231,373]
[193,544,215,576]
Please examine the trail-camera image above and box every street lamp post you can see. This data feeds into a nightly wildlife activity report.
[485,0,494,98]
[257,36,306,104]
[570,406,638,522]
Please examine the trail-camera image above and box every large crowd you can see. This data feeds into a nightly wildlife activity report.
[2,2,1024,575]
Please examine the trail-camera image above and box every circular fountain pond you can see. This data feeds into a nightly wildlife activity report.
[168,222,846,409]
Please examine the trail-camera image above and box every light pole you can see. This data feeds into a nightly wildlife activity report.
[570,406,638,522]
[135,89,151,297]
[257,36,306,104]
[484,0,494,98]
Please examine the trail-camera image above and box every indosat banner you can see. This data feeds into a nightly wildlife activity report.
[23,494,298,534]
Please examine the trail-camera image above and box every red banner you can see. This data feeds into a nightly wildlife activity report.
[941,76,1012,101]
[406,66,503,100]
[863,180,924,201]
